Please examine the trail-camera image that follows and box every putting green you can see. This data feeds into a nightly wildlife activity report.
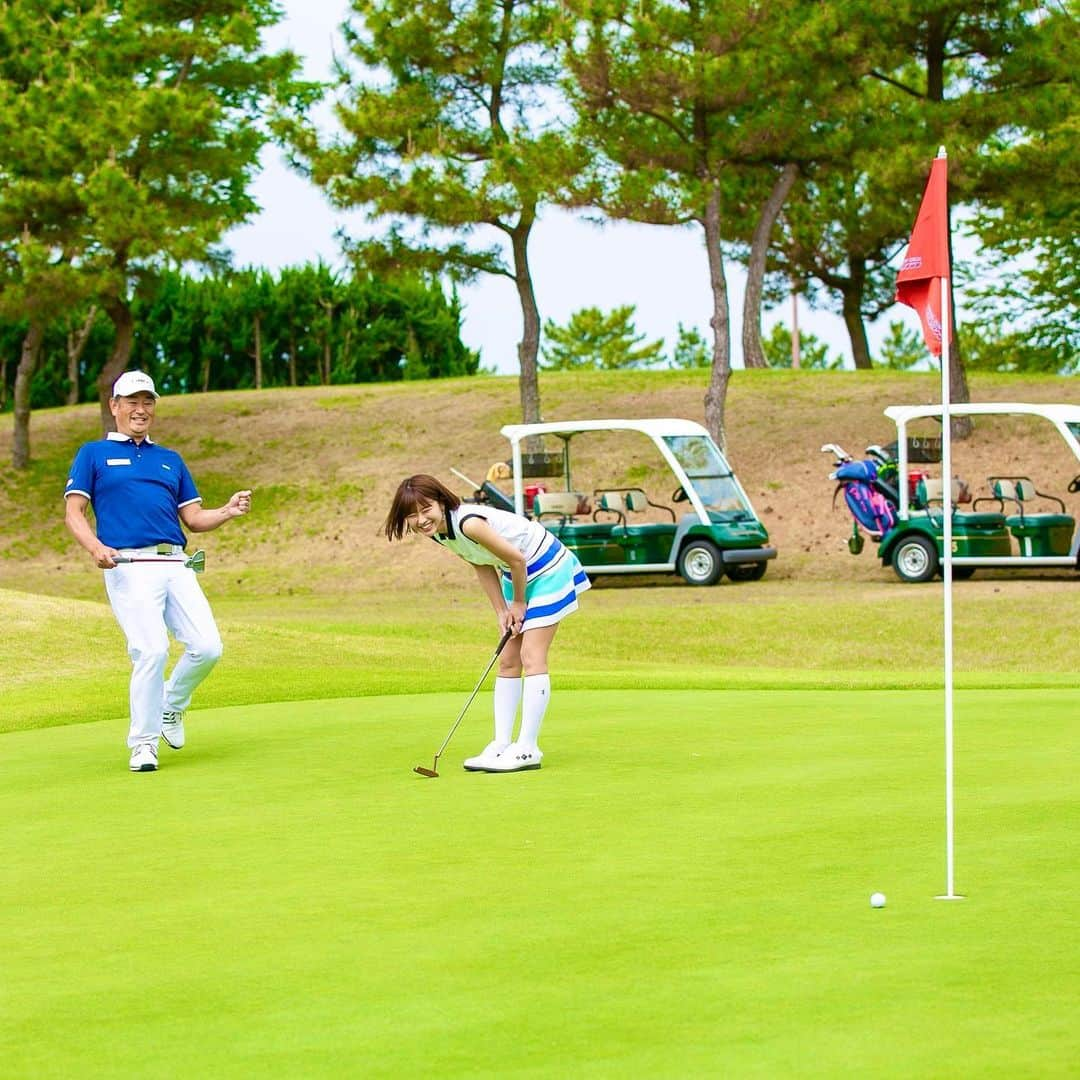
[2,689,1076,1077]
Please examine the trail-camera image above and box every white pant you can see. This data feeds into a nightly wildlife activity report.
[104,560,223,747]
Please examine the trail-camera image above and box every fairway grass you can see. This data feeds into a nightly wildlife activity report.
[3,689,1076,1077]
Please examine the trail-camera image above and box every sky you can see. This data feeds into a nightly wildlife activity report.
[223,0,904,375]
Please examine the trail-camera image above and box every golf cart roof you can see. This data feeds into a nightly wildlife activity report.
[884,401,1080,473]
[884,402,1080,425]
[500,418,710,441]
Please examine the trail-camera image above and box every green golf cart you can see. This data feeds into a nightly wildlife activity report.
[828,402,1080,583]
[490,418,776,586]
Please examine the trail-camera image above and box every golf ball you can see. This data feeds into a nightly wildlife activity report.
[870,892,887,908]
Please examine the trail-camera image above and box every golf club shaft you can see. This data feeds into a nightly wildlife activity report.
[433,627,513,763]
[114,557,185,563]
[113,549,205,573]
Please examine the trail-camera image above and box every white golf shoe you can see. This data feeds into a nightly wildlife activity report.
[463,740,509,772]
[161,709,185,749]
[129,742,159,772]
[480,742,543,772]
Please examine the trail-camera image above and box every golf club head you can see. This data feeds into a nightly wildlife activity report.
[820,443,851,462]
[414,765,439,778]
[186,550,206,574]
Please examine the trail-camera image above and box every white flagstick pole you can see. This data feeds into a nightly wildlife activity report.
[935,147,963,902]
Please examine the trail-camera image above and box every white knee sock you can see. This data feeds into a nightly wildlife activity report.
[518,673,550,751]
[493,677,522,746]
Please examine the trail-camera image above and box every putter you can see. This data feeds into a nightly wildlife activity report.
[113,549,206,573]
[414,627,513,778]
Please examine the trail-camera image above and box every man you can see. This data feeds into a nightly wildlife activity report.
[64,371,252,772]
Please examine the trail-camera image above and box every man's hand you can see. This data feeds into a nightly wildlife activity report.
[93,544,120,570]
[226,490,253,517]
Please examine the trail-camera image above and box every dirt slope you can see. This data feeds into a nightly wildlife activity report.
[1,368,1076,597]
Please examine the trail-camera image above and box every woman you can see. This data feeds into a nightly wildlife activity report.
[384,474,589,772]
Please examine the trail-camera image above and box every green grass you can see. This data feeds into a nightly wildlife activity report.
[2,688,1076,1077]
[4,576,1078,735]
[2,372,1078,1075]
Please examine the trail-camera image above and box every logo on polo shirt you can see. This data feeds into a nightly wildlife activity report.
[162,463,171,471]
[106,458,132,466]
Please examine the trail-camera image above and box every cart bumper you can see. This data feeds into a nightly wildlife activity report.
[722,546,777,564]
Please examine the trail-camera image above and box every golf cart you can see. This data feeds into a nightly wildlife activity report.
[825,402,1080,583]
[459,418,775,586]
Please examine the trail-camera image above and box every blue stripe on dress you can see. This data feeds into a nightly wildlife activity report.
[500,543,590,631]
[526,588,582,620]
[501,535,564,582]
[525,537,561,575]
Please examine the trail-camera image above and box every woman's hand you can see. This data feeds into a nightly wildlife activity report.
[502,600,526,636]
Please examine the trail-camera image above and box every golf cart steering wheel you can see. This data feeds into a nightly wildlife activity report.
[672,486,690,503]
[1069,475,1080,494]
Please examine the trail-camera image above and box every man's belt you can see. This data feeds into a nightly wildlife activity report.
[119,544,185,555]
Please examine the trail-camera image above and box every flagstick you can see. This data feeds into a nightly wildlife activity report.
[936,253,963,903]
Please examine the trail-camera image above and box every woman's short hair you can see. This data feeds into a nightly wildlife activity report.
[383,474,461,540]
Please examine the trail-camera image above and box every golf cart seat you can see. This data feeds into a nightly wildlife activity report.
[534,490,590,523]
[985,477,1075,557]
[624,488,677,522]
[593,492,626,527]
[916,478,1005,529]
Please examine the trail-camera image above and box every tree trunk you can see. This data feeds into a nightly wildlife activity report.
[925,15,970,439]
[702,186,732,452]
[946,219,972,438]
[791,286,801,369]
[841,257,872,370]
[288,333,297,386]
[252,312,263,390]
[201,351,211,393]
[946,284,972,439]
[510,221,543,432]
[13,320,45,469]
[742,163,798,370]
[318,300,334,384]
[65,304,98,406]
[98,298,135,432]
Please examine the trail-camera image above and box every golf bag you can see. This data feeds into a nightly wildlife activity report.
[833,460,898,538]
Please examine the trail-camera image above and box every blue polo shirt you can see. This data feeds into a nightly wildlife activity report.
[65,433,201,549]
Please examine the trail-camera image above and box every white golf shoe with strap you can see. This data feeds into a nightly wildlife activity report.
[463,740,509,772]
[479,741,542,772]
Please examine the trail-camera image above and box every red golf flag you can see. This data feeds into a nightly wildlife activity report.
[895,152,950,355]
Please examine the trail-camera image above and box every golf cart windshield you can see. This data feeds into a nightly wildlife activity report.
[663,435,754,519]
[1068,421,1080,442]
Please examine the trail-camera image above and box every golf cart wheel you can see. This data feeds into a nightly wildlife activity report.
[726,562,767,582]
[678,539,724,586]
[891,535,938,584]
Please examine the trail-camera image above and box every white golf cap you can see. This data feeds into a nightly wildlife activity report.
[112,371,159,398]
